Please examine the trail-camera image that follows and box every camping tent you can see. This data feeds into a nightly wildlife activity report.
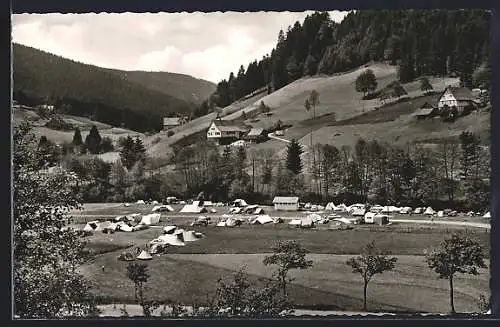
[317,205,325,211]
[483,212,491,218]
[116,222,133,232]
[252,215,273,225]
[229,207,242,214]
[118,251,135,261]
[414,207,423,214]
[152,205,174,212]
[203,201,213,207]
[210,209,217,213]
[301,216,314,228]
[288,219,302,226]
[137,200,146,204]
[163,226,177,234]
[137,250,152,260]
[325,202,336,211]
[180,204,207,213]
[83,220,99,232]
[157,234,185,246]
[374,215,390,226]
[351,208,366,216]
[437,211,444,217]
[132,224,149,232]
[334,204,348,212]
[140,213,161,225]
[332,217,352,225]
[151,200,159,205]
[216,221,227,227]
[272,217,283,224]
[306,213,323,223]
[226,217,243,227]
[96,221,113,232]
[424,207,435,215]
[183,230,201,242]
[399,207,412,214]
[233,199,248,207]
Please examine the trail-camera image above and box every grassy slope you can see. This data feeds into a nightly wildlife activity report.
[145,92,268,157]
[12,108,145,144]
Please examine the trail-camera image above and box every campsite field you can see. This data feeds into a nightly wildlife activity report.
[75,202,490,313]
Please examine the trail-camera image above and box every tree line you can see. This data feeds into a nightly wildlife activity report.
[206,10,490,110]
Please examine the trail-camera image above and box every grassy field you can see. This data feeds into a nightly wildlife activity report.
[75,200,490,313]
[80,250,489,313]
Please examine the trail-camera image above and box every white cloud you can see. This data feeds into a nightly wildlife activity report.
[12,11,350,83]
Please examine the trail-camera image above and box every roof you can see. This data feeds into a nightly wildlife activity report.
[247,128,264,136]
[420,101,434,109]
[163,117,181,126]
[413,108,436,116]
[440,86,474,101]
[273,196,299,204]
[212,119,248,132]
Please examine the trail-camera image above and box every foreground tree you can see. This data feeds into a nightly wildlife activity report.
[126,262,158,316]
[72,127,83,146]
[263,240,313,297]
[346,241,397,311]
[426,233,487,314]
[14,122,98,318]
[355,69,377,97]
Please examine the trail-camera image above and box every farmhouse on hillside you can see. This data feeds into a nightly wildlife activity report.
[207,119,248,145]
[413,102,438,120]
[438,86,477,115]
[244,127,265,143]
[272,196,299,211]
[163,117,187,131]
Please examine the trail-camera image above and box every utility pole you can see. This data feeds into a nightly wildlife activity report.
[252,157,255,193]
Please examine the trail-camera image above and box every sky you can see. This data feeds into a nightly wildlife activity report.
[12,11,349,83]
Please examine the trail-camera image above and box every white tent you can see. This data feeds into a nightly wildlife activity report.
[226,217,243,227]
[351,208,366,216]
[437,210,444,217]
[483,211,491,218]
[414,207,423,214]
[157,234,185,246]
[152,205,174,212]
[233,199,248,207]
[116,222,133,232]
[272,217,283,224]
[210,209,217,213]
[254,208,264,214]
[124,203,131,207]
[399,207,412,214]
[203,201,213,207]
[180,204,207,213]
[317,205,325,211]
[132,224,149,231]
[370,205,384,213]
[289,219,302,226]
[325,202,335,211]
[83,223,95,232]
[136,200,145,204]
[333,217,352,225]
[424,207,435,215]
[137,250,152,260]
[151,200,159,205]
[96,221,113,232]
[307,213,323,223]
[140,213,161,225]
[163,225,177,234]
[216,221,227,227]
[183,230,202,242]
[301,216,314,228]
[252,215,273,225]
[174,228,185,235]
[334,204,348,212]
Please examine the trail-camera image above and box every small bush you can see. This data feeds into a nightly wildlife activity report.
[167,130,175,137]
[100,137,115,153]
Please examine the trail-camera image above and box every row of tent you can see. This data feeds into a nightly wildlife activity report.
[83,213,162,233]
[289,214,353,229]
[216,214,281,227]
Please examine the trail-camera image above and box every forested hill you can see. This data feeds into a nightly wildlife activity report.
[209,10,491,109]
[105,70,216,106]
[12,44,214,132]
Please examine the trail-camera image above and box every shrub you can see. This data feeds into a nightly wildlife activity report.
[100,137,115,153]
[167,130,175,137]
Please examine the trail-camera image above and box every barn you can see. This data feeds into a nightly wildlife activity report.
[272,196,299,211]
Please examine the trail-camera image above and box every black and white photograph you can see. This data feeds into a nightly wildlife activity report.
[11,9,493,318]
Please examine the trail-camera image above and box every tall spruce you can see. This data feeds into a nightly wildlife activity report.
[72,127,83,146]
[84,125,102,154]
[286,139,304,175]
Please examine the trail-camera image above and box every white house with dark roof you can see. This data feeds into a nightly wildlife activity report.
[438,86,477,114]
[207,119,248,145]
[272,196,299,211]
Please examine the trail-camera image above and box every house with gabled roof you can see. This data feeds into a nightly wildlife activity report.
[163,117,187,130]
[207,119,249,145]
[438,86,477,115]
[413,102,438,120]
